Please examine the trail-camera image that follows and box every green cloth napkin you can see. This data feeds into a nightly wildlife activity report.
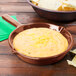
[0,16,18,41]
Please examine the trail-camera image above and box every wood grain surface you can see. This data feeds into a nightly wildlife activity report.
[0,0,76,76]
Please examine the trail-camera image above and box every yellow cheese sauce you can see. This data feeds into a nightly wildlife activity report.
[13,28,68,57]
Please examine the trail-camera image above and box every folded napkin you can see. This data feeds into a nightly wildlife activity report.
[0,16,18,41]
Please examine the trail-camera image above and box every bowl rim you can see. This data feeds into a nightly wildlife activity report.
[27,0,76,13]
[8,23,74,60]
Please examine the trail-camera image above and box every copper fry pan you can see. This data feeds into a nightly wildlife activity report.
[2,14,74,65]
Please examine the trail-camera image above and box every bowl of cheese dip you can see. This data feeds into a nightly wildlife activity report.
[9,23,73,65]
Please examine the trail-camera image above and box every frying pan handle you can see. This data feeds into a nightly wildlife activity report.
[2,14,21,27]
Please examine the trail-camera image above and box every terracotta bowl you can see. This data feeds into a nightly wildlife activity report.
[2,14,74,65]
[27,0,76,21]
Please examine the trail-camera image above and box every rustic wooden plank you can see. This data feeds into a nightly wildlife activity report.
[0,46,11,55]
[0,0,27,3]
[0,13,17,16]
[0,12,72,25]
[0,3,29,6]
[0,55,30,68]
[0,12,54,24]
[0,67,76,76]
[66,26,76,34]
[0,13,44,23]
[0,54,66,67]
[0,12,74,25]
[0,57,75,76]
[0,13,39,24]
[0,54,75,72]
[0,12,37,16]
[72,34,76,48]
[0,5,34,12]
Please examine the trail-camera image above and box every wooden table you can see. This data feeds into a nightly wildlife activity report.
[0,0,76,76]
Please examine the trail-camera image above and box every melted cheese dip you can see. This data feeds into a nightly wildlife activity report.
[31,0,76,11]
[13,28,68,57]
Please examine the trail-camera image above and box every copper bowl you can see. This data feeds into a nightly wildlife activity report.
[27,0,76,21]
[2,14,74,65]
